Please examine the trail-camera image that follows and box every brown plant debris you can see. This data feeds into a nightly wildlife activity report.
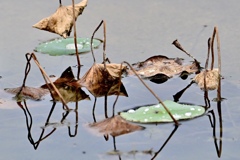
[41,66,90,103]
[4,86,49,101]
[79,63,128,97]
[127,55,200,80]
[33,0,88,38]
[193,69,220,91]
[89,115,145,137]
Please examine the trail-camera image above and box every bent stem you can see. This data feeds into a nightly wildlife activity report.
[30,53,69,110]
[210,26,222,101]
[16,54,33,98]
[91,20,104,63]
[123,61,179,126]
[111,63,124,117]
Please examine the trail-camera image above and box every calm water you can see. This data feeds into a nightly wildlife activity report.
[0,0,240,159]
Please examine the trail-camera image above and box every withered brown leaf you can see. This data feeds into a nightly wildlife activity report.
[193,69,220,91]
[41,66,90,103]
[79,63,127,97]
[33,0,88,38]
[128,55,200,81]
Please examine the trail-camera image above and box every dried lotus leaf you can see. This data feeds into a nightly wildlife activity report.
[33,0,88,38]
[193,69,220,90]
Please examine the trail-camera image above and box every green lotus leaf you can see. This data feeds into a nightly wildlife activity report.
[120,100,205,123]
[35,37,101,56]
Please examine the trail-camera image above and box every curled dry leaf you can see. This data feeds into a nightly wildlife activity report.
[4,86,49,101]
[127,55,200,82]
[89,115,145,137]
[33,0,88,38]
[193,69,220,90]
[79,63,128,97]
[41,66,90,103]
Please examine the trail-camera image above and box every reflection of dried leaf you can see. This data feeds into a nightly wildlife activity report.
[193,69,219,90]
[50,86,90,103]
[89,115,144,137]
[128,55,200,81]
[79,63,127,97]
[33,0,88,38]
[41,66,90,103]
[4,86,49,100]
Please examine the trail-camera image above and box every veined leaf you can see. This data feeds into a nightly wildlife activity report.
[120,100,205,123]
[33,0,88,38]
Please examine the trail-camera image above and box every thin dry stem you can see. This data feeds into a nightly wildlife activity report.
[215,27,222,100]
[30,53,69,110]
[210,28,216,70]
[91,20,104,63]
[203,38,211,92]
[72,0,81,79]
[123,61,179,126]
[103,20,107,70]
[205,38,211,70]
[111,63,124,117]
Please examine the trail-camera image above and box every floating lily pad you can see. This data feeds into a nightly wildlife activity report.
[35,37,101,56]
[120,100,205,123]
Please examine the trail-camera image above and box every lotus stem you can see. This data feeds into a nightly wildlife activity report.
[30,53,69,110]
[72,0,81,79]
[91,20,104,63]
[16,54,33,98]
[215,26,222,100]
[210,28,216,70]
[102,20,107,70]
[123,61,179,126]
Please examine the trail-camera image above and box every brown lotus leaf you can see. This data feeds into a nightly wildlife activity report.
[33,0,88,38]
[192,69,220,90]
[41,66,90,103]
[4,86,49,100]
[128,55,200,79]
[89,115,145,137]
[41,66,77,89]
[79,63,127,97]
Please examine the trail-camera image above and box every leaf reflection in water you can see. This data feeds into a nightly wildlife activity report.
[88,115,145,138]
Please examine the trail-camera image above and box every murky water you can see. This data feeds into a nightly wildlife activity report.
[1,0,240,159]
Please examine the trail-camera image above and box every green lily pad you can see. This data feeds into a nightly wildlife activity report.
[120,100,205,123]
[35,37,101,56]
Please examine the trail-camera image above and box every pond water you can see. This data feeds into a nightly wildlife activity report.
[0,0,240,160]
